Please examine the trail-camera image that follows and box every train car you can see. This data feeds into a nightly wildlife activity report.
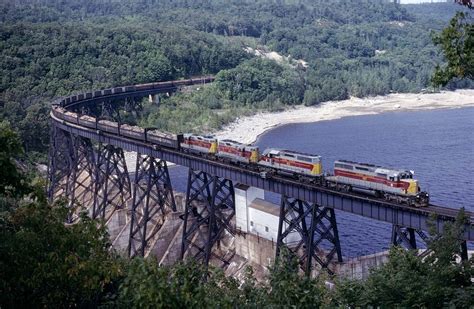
[216,139,259,164]
[326,160,429,206]
[258,148,322,177]
[120,124,145,140]
[146,129,183,149]
[135,83,155,91]
[61,110,79,124]
[52,106,67,120]
[113,87,124,94]
[180,134,217,154]
[124,86,135,92]
[78,115,97,129]
[157,81,174,89]
[173,79,192,87]
[97,119,119,134]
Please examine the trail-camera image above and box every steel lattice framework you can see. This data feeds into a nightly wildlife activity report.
[276,196,343,276]
[48,127,97,222]
[93,144,131,221]
[391,224,468,260]
[391,225,430,250]
[181,169,236,268]
[128,155,176,258]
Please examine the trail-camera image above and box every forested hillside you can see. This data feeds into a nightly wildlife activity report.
[0,0,472,158]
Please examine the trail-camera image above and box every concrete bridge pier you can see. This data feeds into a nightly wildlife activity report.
[148,94,161,105]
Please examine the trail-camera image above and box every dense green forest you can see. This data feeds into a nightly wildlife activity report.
[0,0,472,156]
[1,123,472,307]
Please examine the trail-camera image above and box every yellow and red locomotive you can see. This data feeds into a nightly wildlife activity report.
[216,139,259,164]
[258,148,322,177]
[181,134,217,154]
[326,160,429,207]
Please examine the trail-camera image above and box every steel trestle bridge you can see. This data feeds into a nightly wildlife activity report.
[48,77,473,275]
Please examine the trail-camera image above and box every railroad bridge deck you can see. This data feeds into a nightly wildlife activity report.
[48,77,473,273]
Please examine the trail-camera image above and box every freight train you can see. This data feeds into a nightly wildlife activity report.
[52,83,429,208]
[56,76,215,108]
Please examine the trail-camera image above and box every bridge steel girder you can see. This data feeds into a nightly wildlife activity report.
[276,196,342,276]
[48,127,96,222]
[92,143,131,221]
[392,225,469,261]
[391,225,430,250]
[181,169,235,269]
[128,154,176,258]
[48,125,72,203]
[51,121,474,241]
[68,135,97,215]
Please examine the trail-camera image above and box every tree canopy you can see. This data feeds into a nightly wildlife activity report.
[431,9,473,86]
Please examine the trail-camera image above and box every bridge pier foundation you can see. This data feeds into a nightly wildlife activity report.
[181,169,235,269]
[276,196,342,276]
[128,154,176,258]
[92,144,131,221]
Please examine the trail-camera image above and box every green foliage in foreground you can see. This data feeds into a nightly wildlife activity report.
[0,121,31,198]
[0,124,472,308]
[334,210,474,308]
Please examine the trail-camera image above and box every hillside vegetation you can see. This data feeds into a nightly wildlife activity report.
[0,0,472,156]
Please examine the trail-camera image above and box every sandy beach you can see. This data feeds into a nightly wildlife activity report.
[214,89,474,144]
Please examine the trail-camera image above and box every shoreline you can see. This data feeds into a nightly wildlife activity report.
[214,89,474,144]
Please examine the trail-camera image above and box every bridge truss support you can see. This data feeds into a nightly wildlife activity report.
[392,225,469,260]
[48,126,72,203]
[181,169,235,268]
[87,98,142,121]
[128,155,176,258]
[92,144,131,221]
[48,127,96,222]
[391,225,429,250]
[276,196,343,276]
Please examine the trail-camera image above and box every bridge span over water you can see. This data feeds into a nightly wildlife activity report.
[48,77,473,275]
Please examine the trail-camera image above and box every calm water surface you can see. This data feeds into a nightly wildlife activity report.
[169,107,474,257]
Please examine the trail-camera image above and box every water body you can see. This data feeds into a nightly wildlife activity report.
[169,107,474,257]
